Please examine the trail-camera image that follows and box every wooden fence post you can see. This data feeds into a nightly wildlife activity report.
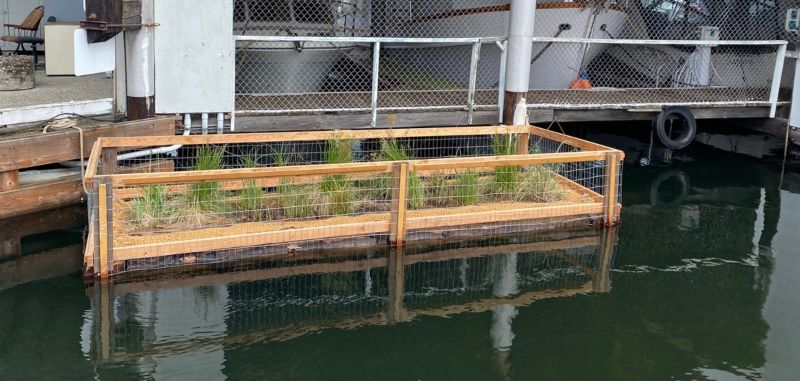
[389,162,409,246]
[604,153,619,226]
[97,180,114,278]
[516,131,530,155]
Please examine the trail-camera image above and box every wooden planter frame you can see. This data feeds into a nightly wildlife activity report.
[83,125,623,278]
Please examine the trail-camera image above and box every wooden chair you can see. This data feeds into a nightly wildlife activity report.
[1,6,45,62]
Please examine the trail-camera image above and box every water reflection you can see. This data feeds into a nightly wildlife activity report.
[83,227,617,374]
[5,137,800,379]
[0,205,85,292]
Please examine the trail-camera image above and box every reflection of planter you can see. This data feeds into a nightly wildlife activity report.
[0,55,34,91]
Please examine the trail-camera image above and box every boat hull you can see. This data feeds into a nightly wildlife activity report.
[236,47,354,94]
[388,5,628,90]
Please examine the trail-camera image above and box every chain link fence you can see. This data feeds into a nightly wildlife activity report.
[232,0,795,119]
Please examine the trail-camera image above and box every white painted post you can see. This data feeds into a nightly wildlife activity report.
[467,41,482,125]
[371,41,381,128]
[497,40,507,124]
[790,51,800,128]
[769,43,787,118]
[503,0,536,124]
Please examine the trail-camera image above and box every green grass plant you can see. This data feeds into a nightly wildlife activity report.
[321,137,355,215]
[131,185,172,228]
[186,145,226,212]
[278,181,316,219]
[516,165,564,203]
[490,134,521,197]
[425,172,451,207]
[238,152,266,221]
[453,171,480,205]
[379,139,424,209]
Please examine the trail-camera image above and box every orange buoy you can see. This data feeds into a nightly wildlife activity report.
[569,73,592,90]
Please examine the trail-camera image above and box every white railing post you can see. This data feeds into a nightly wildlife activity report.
[371,41,381,128]
[467,40,482,125]
[769,43,788,118]
[497,40,507,124]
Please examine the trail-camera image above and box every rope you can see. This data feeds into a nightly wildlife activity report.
[42,118,88,194]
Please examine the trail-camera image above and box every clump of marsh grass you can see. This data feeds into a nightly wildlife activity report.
[490,134,521,198]
[516,165,564,203]
[186,145,226,212]
[321,137,355,215]
[378,138,424,209]
[265,145,316,219]
[453,170,480,205]
[278,181,316,219]
[237,152,266,221]
[131,185,173,228]
[425,172,451,207]
[324,136,353,164]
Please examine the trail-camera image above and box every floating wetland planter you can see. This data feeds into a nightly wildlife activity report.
[83,125,623,278]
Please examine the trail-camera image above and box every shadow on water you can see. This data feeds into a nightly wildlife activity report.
[1,122,800,380]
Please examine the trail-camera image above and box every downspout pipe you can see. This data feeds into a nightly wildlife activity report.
[502,0,536,125]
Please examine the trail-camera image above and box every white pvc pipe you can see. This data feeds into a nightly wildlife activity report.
[371,41,381,128]
[217,113,224,134]
[117,113,191,161]
[790,52,800,128]
[504,0,536,93]
[201,113,209,135]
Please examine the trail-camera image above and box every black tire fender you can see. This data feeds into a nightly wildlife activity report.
[652,106,697,150]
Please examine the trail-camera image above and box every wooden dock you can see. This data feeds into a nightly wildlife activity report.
[0,116,176,218]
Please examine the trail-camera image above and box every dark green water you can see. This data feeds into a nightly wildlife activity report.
[1,136,800,380]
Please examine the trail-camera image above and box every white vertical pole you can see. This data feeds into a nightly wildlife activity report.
[769,43,787,118]
[502,0,536,124]
[504,0,536,93]
[497,40,507,124]
[790,51,800,128]
[371,41,381,128]
[467,41,482,125]
[201,113,209,135]
[217,113,225,134]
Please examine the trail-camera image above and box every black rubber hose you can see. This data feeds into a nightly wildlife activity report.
[652,106,697,150]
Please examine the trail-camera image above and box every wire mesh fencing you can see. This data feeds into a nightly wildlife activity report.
[232,1,792,118]
[233,0,798,41]
[522,38,786,109]
[82,126,623,278]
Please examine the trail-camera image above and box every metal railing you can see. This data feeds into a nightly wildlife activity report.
[233,35,788,123]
